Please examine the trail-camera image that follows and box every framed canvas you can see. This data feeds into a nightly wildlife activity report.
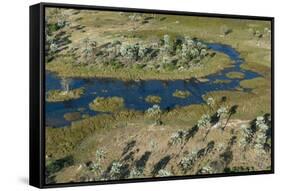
[30,2,274,188]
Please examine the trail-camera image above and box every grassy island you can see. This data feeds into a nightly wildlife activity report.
[46,87,85,102]
[89,96,124,112]
[145,95,162,104]
[226,72,245,79]
[63,112,81,121]
[172,89,191,99]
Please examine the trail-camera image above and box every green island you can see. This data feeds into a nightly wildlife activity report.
[89,96,124,112]
[45,8,272,184]
[145,95,162,104]
[172,89,191,99]
[46,87,85,102]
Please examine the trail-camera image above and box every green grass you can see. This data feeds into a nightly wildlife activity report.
[89,96,125,112]
[46,87,85,102]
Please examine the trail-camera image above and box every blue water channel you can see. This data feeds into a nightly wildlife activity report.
[45,43,260,127]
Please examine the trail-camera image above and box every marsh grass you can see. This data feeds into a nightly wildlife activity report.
[145,95,161,104]
[46,87,85,102]
[172,89,191,99]
[89,96,125,112]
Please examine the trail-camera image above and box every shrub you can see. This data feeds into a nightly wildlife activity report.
[110,162,123,179]
[146,104,161,117]
[217,106,228,118]
[169,130,189,145]
[197,114,211,129]
[180,150,198,172]
[157,169,173,177]
[238,124,251,148]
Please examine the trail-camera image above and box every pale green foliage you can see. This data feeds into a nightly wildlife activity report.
[169,129,189,145]
[254,116,269,153]
[180,150,198,172]
[197,114,211,129]
[157,169,173,177]
[238,124,251,148]
[146,104,161,117]
[217,106,228,118]
[129,167,143,178]
[95,148,106,162]
[200,164,214,174]
[90,162,102,174]
[110,161,123,179]
[50,43,58,53]
[206,97,215,108]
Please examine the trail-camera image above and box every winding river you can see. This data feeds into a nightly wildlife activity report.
[45,43,260,127]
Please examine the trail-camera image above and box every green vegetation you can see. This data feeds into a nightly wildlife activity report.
[145,95,161,104]
[172,89,190,99]
[89,96,124,112]
[45,8,272,183]
[47,95,271,183]
[46,87,85,102]
[226,72,245,79]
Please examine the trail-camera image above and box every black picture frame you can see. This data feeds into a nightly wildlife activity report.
[30,2,274,189]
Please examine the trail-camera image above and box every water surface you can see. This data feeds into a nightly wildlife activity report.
[45,43,260,127]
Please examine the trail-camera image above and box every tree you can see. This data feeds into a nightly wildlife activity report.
[81,38,97,63]
[60,78,71,93]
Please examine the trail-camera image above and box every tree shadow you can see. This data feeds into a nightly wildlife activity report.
[122,140,136,156]
[222,105,239,131]
[135,151,152,171]
[45,155,74,184]
[151,155,171,176]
